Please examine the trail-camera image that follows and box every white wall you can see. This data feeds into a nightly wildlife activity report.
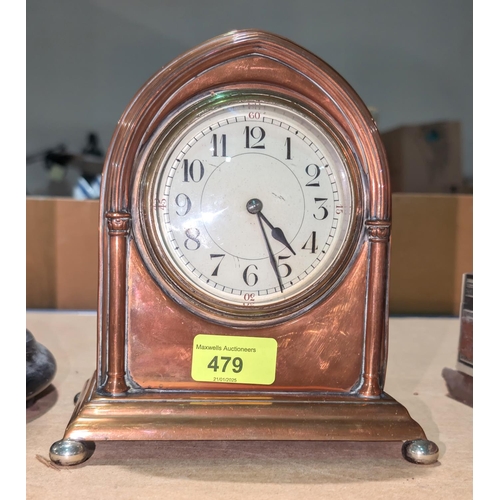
[26,0,472,194]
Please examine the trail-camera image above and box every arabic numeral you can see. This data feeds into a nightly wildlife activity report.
[244,126,266,149]
[305,164,321,187]
[278,255,292,278]
[183,159,205,182]
[243,264,259,287]
[285,137,292,159]
[208,356,244,373]
[175,193,192,216]
[210,254,226,276]
[313,198,329,220]
[301,231,318,254]
[211,134,227,157]
[184,228,201,250]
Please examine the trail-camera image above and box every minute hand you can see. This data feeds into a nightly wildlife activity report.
[258,212,296,255]
[257,213,284,293]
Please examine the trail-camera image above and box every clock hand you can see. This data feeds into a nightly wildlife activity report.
[258,212,296,255]
[246,198,284,293]
[257,213,284,293]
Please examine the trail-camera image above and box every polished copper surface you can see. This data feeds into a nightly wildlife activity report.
[360,221,391,397]
[126,239,368,391]
[103,211,130,395]
[57,30,427,451]
[64,373,426,443]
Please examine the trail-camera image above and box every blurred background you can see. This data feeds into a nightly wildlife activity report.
[26,0,472,198]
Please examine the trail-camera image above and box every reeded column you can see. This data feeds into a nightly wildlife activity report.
[103,211,131,395]
[359,220,391,397]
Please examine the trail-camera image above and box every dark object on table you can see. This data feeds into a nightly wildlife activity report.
[442,273,473,407]
[442,367,472,407]
[457,274,473,375]
[26,329,57,402]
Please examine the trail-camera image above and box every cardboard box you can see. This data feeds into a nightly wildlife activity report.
[389,194,472,316]
[26,197,99,310]
[26,194,472,315]
[381,121,464,193]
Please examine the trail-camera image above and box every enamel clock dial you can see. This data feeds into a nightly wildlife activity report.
[137,93,357,324]
[49,29,439,467]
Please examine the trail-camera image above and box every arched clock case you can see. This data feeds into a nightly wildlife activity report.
[49,30,438,466]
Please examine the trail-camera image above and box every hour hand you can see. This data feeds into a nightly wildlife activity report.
[246,198,295,255]
[258,212,296,255]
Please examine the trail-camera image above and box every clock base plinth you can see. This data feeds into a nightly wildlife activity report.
[50,372,438,465]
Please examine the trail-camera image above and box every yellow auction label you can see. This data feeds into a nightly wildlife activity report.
[191,334,278,385]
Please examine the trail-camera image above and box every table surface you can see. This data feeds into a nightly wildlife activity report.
[26,312,472,500]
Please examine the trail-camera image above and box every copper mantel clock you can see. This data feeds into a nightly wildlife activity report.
[49,30,438,466]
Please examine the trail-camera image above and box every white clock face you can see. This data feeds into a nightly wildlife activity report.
[141,94,356,316]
